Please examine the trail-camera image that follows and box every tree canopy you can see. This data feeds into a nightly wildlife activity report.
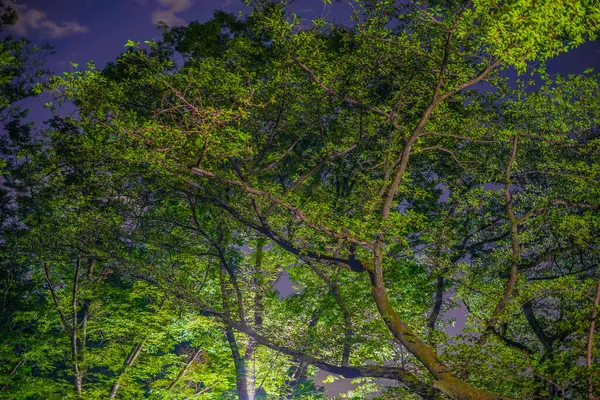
[2,1,600,399]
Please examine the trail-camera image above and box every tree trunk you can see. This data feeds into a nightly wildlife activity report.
[246,238,266,400]
[168,347,203,392]
[109,342,144,398]
[226,329,249,400]
[219,259,249,400]
[369,238,512,400]
[587,280,600,400]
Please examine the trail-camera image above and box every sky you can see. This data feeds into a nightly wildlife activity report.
[6,0,600,75]
[7,0,354,72]
[6,0,600,396]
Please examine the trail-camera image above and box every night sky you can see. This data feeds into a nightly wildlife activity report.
[9,0,600,74]
[7,0,600,397]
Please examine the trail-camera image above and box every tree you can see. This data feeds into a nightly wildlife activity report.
[0,0,52,314]
[1,111,325,398]
[33,0,600,398]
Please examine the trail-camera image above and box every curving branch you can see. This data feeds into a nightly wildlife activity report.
[416,146,468,170]
[251,139,299,176]
[516,200,600,224]
[190,167,372,248]
[479,134,520,345]
[134,265,442,399]
[295,60,400,130]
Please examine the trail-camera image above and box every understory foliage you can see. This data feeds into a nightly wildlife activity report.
[2,1,600,399]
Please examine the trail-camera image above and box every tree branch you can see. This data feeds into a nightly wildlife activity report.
[43,263,72,336]
[295,60,400,129]
[190,167,372,248]
[479,135,520,344]
[517,200,600,224]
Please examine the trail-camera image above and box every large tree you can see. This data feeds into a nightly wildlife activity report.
[14,0,600,399]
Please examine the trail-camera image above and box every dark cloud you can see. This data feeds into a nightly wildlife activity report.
[9,3,88,38]
[151,0,194,26]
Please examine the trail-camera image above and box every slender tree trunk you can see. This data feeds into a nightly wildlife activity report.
[587,280,600,400]
[168,347,203,392]
[44,260,93,396]
[226,328,249,400]
[77,259,94,387]
[246,238,266,400]
[245,339,258,400]
[428,275,444,336]
[71,259,83,395]
[219,261,249,400]
[109,298,165,398]
[109,342,144,398]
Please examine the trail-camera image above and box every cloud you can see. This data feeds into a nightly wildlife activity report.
[151,0,193,26]
[9,4,88,38]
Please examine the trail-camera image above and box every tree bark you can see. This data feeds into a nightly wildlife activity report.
[587,280,600,400]
[167,347,203,392]
[246,238,266,400]
[226,329,249,400]
[109,342,144,398]
[219,259,249,400]
[428,275,444,335]
[369,237,512,400]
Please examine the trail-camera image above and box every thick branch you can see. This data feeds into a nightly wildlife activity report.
[153,275,439,399]
[522,300,554,353]
[381,60,501,219]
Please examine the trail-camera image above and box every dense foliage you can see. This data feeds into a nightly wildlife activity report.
[2,1,600,399]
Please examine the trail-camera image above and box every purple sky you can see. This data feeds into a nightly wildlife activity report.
[7,0,357,72]
[7,0,600,75]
